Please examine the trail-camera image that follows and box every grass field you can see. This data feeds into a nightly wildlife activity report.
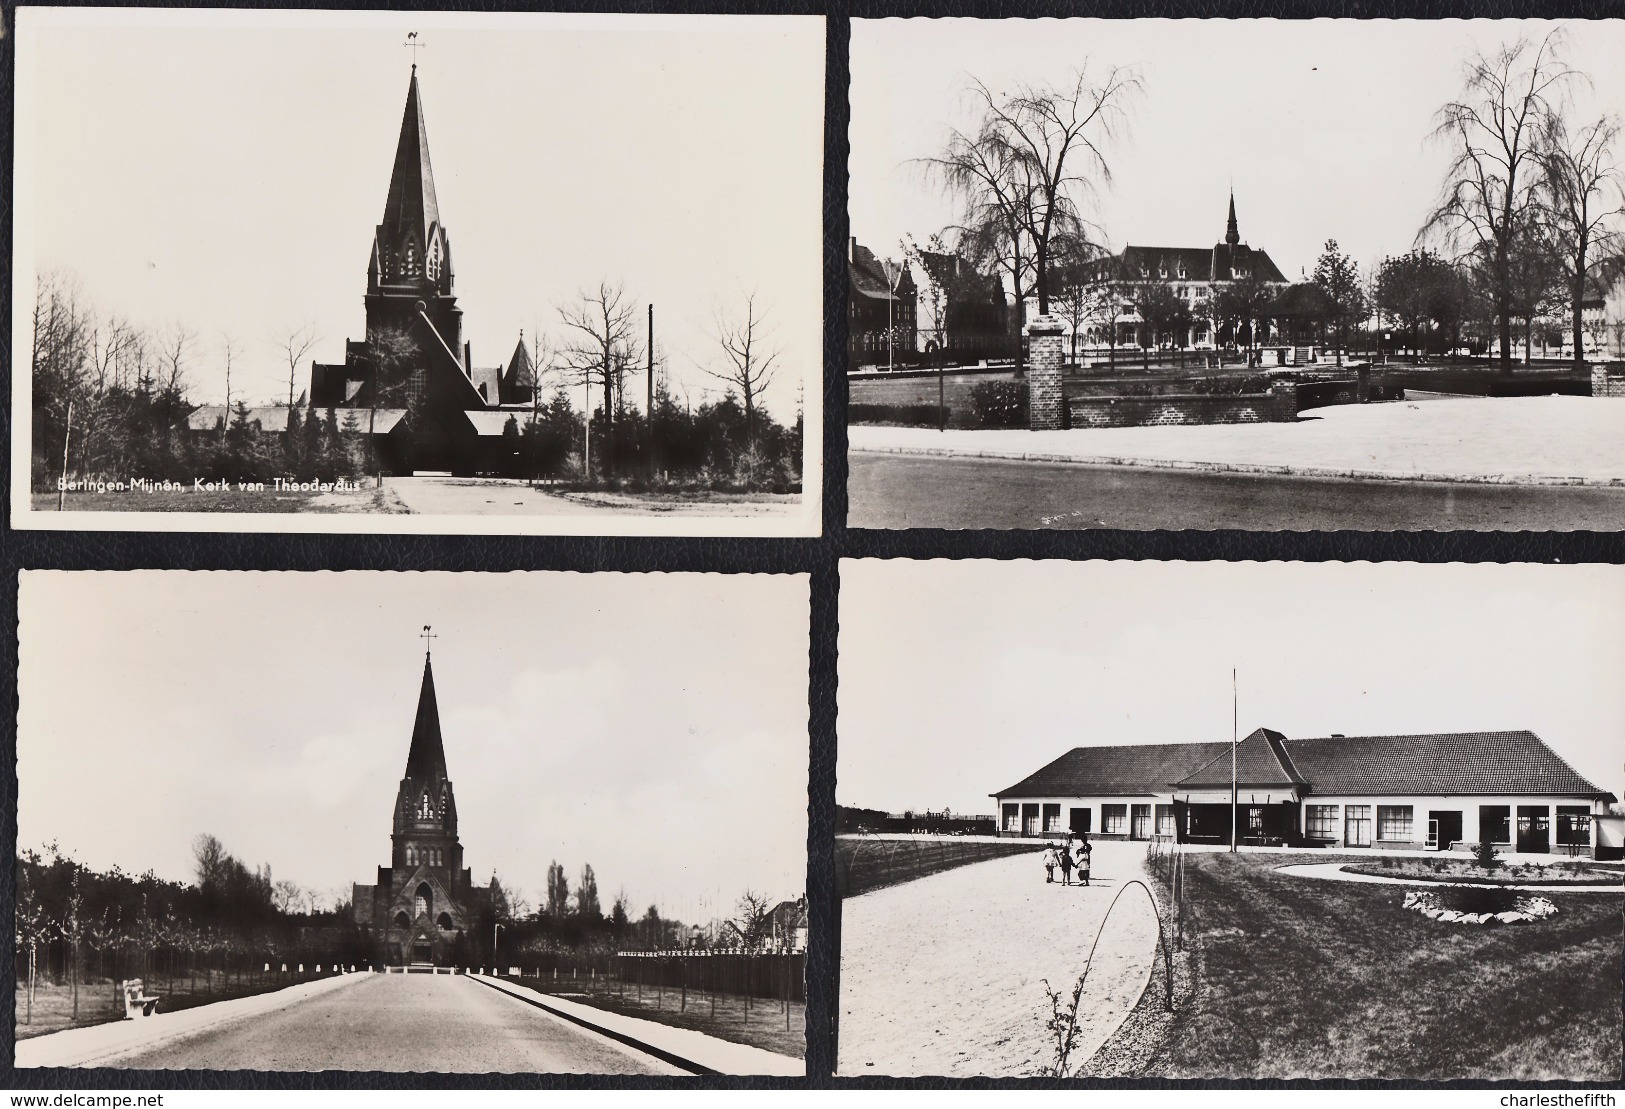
[33,487,398,513]
[13,969,339,1040]
[508,973,804,1060]
[1137,852,1622,1080]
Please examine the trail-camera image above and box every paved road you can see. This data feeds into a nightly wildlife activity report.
[111,972,681,1073]
[848,453,1625,531]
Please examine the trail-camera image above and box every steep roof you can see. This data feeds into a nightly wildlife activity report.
[995,742,1228,798]
[382,69,440,245]
[503,337,534,395]
[404,653,449,780]
[850,241,910,302]
[1286,731,1612,799]
[1174,728,1306,789]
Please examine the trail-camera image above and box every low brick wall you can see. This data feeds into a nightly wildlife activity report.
[1592,364,1625,397]
[848,369,1019,428]
[1067,390,1296,427]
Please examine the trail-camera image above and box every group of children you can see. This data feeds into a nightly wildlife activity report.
[1041,834,1092,886]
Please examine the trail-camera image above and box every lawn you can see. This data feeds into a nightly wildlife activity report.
[507,973,803,1060]
[1138,852,1622,1080]
[14,969,337,1040]
[1342,856,1622,887]
[31,486,400,513]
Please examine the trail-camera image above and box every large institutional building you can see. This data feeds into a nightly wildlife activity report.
[352,645,494,965]
[994,727,1618,858]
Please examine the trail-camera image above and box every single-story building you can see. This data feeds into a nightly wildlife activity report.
[993,728,1617,857]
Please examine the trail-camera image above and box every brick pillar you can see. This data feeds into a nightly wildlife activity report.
[1027,315,1067,430]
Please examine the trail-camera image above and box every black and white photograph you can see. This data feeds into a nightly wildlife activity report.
[846,18,1625,531]
[836,559,1623,1079]
[13,571,809,1075]
[13,9,823,536]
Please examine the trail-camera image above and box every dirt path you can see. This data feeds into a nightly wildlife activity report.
[838,843,1160,1077]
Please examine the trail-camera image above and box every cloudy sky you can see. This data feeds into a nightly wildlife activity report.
[851,18,1625,283]
[18,572,810,926]
[15,9,823,420]
[839,560,1625,815]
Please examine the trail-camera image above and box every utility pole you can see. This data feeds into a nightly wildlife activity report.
[647,304,655,481]
[1230,668,1238,854]
[57,400,73,511]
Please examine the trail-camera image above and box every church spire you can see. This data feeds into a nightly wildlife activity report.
[1225,190,1240,246]
[404,648,449,780]
[381,68,442,254]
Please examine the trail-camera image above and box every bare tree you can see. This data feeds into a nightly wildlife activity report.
[158,324,196,394]
[1539,112,1625,369]
[219,334,237,445]
[271,880,302,915]
[728,890,775,953]
[277,323,321,411]
[704,293,782,452]
[922,65,1142,339]
[1421,30,1577,373]
[558,282,640,478]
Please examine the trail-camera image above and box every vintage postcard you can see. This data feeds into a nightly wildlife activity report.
[846,18,1625,530]
[13,9,823,536]
[837,559,1623,1078]
[14,571,809,1074]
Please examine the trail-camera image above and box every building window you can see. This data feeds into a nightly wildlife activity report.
[1022,803,1040,836]
[420,790,435,819]
[1003,803,1019,833]
[1102,804,1127,834]
[1305,805,1338,839]
[1155,805,1176,837]
[406,845,416,866]
[1345,805,1373,847]
[1377,805,1413,841]
[415,884,432,919]
[1042,803,1062,833]
[1556,807,1591,846]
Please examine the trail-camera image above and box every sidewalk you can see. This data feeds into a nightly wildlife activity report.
[849,395,1625,486]
[14,972,365,1069]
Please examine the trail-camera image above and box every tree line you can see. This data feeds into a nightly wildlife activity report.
[30,274,801,493]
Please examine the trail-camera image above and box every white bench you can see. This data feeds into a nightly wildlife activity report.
[120,978,161,1019]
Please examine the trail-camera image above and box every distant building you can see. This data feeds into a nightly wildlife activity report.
[995,728,1615,856]
[352,644,494,965]
[848,238,916,364]
[1083,193,1290,351]
[911,250,1012,360]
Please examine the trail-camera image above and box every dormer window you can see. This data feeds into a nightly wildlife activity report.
[1177,263,1187,278]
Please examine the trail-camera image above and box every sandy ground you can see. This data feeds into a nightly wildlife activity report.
[838,843,1160,1077]
[386,477,800,517]
[849,395,1625,484]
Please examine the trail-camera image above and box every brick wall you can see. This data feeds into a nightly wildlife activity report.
[848,369,1020,427]
[1067,390,1298,428]
[1592,364,1625,397]
[1027,316,1067,430]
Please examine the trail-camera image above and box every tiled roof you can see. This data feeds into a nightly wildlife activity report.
[1116,243,1289,285]
[1174,728,1306,789]
[995,741,1228,798]
[997,729,1610,800]
[850,241,911,302]
[1286,731,1611,798]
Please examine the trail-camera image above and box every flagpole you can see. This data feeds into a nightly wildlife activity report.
[1230,668,1238,854]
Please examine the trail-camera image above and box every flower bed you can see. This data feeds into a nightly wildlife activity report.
[1402,888,1558,925]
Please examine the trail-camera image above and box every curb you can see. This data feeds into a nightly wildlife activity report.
[850,444,1625,488]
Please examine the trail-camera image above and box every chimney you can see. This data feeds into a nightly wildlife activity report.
[849,236,857,263]
[464,341,472,377]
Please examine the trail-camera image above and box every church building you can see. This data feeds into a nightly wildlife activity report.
[305,67,537,475]
[352,640,494,965]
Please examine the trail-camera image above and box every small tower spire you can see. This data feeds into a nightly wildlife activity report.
[1225,190,1240,246]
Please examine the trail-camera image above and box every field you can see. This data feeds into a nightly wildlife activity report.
[1342,856,1623,887]
[1131,852,1622,1080]
[835,835,1044,898]
[33,486,398,513]
[506,972,804,1060]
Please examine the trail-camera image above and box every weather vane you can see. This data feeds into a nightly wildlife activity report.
[405,31,425,69]
[421,624,437,655]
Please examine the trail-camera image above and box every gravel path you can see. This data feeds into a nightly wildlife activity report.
[838,843,1160,1077]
